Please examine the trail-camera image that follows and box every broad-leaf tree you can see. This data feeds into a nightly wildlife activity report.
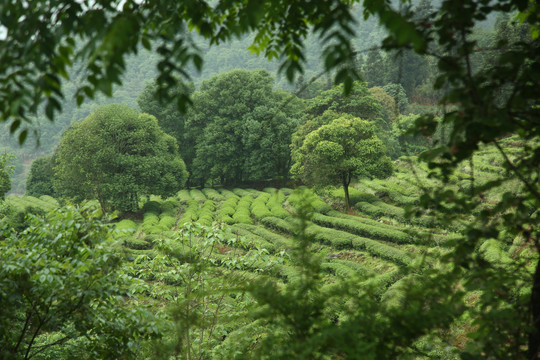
[54,104,188,212]
[0,153,15,199]
[0,204,159,359]
[187,69,303,187]
[291,114,392,209]
[25,157,55,198]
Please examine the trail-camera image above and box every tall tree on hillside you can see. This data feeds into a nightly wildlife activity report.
[0,153,15,200]
[361,49,386,87]
[54,104,188,212]
[291,114,392,209]
[26,156,55,198]
[187,69,303,187]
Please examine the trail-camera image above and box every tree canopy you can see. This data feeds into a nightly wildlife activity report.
[291,114,392,209]
[0,204,158,359]
[54,104,188,212]
[184,69,303,187]
[0,153,14,200]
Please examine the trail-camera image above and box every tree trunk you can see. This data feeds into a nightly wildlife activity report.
[343,175,350,211]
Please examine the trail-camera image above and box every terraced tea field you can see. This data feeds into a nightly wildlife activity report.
[4,138,534,357]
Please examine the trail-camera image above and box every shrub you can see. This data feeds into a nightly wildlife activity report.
[260,216,294,234]
[202,188,225,202]
[234,224,293,250]
[179,200,199,224]
[232,196,253,224]
[230,225,277,252]
[158,215,177,229]
[39,195,59,207]
[288,188,332,214]
[251,193,272,220]
[232,188,253,198]
[218,188,238,199]
[479,239,512,266]
[189,189,207,202]
[114,219,137,238]
[311,213,413,244]
[142,200,162,214]
[124,238,153,250]
[330,187,379,206]
[177,190,192,204]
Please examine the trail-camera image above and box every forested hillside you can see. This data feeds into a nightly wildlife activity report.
[1,0,539,359]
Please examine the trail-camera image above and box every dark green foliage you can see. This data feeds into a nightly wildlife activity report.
[142,200,162,215]
[25,156,55,197]
[0,204,158,358]
[291,114,393,209]
[382,83,409,114]
[188,70,303,186]
[54,104,189,212]
[0,153,14,200]
[124,238,153,250]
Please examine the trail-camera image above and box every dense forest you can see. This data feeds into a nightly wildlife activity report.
[1,0,539,359]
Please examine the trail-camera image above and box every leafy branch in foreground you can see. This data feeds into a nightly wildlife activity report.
[0,203,159,360]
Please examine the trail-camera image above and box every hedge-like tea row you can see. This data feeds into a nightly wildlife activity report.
[280,187,294,196]
[7,196,48,213]
[267,191,290,219]
[114,219,137,238]
[161,198,179,217]
[202,188,225,202]
[229,225,277,252]
[232,196,253,224]
[142,211,163,234]
[232,188,254,198]
[304,224,416,266]
[218,196,239,224]
[197,200,216,226]
[142,200,162,214]
[39,195,59,207]
[219,188,239,199]
[124,238,153,250]
[251,193,272,220]
[320,262,361,279]
[380,274,421,309]
[330,187,379,206]
[245,188,263,197]
[260,216,295,234]
[189,189,207,202]
[311,213,414,244]
[328,211,401,232]
[288,189,332,214]
[158,215,177,230]
[177,190,192,204]
[355,201,405,219]
[179,200,199,224]
[234,223,293,250]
